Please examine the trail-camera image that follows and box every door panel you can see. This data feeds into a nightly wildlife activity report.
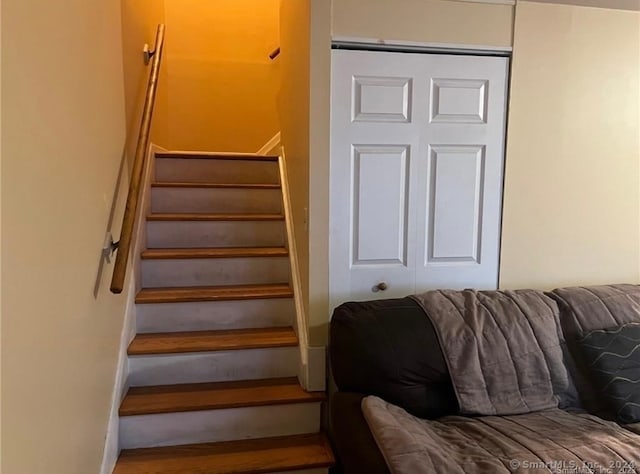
[426,145,484,264]
[352,145,409,265]
[430,78,488,124]
[353,76,412,123]
[330,49,508,307]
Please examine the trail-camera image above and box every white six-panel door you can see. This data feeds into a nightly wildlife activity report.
[330,50,508,305]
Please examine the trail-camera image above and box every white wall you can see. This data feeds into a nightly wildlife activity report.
[2,0,131,472]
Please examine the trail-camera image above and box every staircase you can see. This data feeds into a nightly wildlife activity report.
[113,151,334,473]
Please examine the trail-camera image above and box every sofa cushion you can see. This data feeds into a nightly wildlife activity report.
[549,284,640,416]
[330,297,458,419]
[579,322,640,424]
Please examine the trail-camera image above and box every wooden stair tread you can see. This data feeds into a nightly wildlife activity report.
[120,377,325,416]
[156,151,278,161]
[114,433,335,474]
[128,327,298,355]
[147,212,285,222]
[151,182,281,189]
[141,247,288,260]
[136,283,293,304]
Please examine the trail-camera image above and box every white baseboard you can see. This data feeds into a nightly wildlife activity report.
[100,276,136,474]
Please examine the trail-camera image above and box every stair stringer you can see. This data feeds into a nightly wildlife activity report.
[99,143,165,474]
[277,149,326,392]
[256,132,282,156]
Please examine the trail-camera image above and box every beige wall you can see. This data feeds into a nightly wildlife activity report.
[161,0,280,152]
[120,0,167,150]
[308,0,332,346]
[500,1,640,289]
[531,0,640,11]
[278,0,311,322]
[331,0,514,47]
[2,0,131,473]
[307,0,640,344]
[0,0,3,469]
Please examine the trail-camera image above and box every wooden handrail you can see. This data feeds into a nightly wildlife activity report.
[111,24,165,294]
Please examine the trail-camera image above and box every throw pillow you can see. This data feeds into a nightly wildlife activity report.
[578,322,640,424]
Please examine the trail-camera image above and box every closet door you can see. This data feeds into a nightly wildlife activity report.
[330,50,424,303]
[415,54,508,292]
[330,49,508,306]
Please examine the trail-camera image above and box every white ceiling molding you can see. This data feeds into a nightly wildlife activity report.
[524,0,640,11]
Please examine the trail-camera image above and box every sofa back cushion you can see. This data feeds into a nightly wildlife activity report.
[550,284,640,416]
[329,297,458,419]
[578,322,640,424]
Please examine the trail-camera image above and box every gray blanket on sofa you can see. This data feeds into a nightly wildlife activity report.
[411,289,572,415]
[362,396,640,474]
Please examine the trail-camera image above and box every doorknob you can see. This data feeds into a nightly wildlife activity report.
[372,282,388,293]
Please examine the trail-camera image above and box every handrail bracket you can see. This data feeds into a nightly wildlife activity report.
[143,44,156,66]
[103,232,120,264]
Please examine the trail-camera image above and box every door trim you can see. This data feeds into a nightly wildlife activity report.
[332,37,512,57]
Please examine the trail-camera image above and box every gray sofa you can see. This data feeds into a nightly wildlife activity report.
[328,285,640,473]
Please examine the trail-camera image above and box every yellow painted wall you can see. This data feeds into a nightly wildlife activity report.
[162,0,280,152]
[2,0,131,472]
[500,1,640,289]
[331,0,514,48]
[278,0,311,323]
[120,0,167,150]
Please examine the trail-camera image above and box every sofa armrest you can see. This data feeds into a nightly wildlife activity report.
[330,391,390,474]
